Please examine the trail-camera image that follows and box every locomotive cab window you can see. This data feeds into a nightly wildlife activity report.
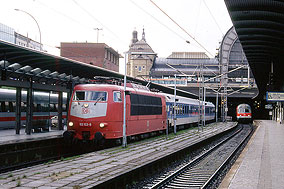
[113,91,122,102]
[73,91,107,101]
[73,91,85,100]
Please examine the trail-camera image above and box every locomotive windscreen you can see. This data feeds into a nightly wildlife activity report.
[73,91,107,101]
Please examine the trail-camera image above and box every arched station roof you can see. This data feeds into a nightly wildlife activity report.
[225,0,284,97]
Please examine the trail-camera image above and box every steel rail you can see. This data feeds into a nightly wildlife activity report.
[149,125,245,189]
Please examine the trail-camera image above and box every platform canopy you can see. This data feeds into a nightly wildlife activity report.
[0,40,196,98]
[225,0,284,98]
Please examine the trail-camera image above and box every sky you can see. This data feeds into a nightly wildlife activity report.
[0,0,232,73]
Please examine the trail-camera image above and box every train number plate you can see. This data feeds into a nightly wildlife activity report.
[79,123,92,127]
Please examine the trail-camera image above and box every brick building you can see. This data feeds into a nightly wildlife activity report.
[60,42,120,72]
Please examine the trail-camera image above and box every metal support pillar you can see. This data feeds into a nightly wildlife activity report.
[203,87,206,126]
[247,66,250,87]
[48,92,51,130]
[174,74,177,134]
[123,52,127,148]
[15,87,21,134]
[26,78,33,135]
[221,68,228,122]
[66,91,71,122]
[166,120,169,139]
[216,91,218,122]
[280,103,283,124]
[66,81,75,122]
[58,92,63,130]
[198,63,204,131]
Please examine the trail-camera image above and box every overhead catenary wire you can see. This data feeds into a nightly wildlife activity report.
[129,0,188,43]
[202,0,224,36]
[149,0,214,57]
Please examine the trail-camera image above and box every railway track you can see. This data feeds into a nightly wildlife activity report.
[145,124,252,189]
[0,138,107,173]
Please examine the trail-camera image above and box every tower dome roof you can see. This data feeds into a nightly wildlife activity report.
[129,28,155,53]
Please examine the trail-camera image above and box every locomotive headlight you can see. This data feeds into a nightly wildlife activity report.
[68,122,74,127]
[99,123,105,128]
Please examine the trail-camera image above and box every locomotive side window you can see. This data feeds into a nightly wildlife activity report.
[113,91,122,102]
[130,94,162,115]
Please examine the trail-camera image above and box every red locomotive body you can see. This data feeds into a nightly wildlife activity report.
[64,83,167,142]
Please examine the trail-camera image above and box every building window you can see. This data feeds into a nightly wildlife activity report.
[143,66,145,69]
[114,57,117,65]
[138,66,142,72]
[135,66,138,69]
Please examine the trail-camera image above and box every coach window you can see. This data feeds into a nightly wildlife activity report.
[113,91,122,102]
[21,102,26,112]
[5,102,9,112]
[50,104,55,112]
[55,104,59,112]
[62,104,67,111]
[9,102,15,112]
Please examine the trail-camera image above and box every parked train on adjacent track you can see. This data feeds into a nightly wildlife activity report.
[236,103,252,123]
[0,88,67,130]
[63,83,215,144]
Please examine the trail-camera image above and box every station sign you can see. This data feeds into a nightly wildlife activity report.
[266,92,284,102]
[265,104,273,109]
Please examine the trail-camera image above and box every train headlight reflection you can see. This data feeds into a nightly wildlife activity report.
[68,122,74,127]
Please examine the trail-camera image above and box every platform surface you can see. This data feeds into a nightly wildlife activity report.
[0,122,236,188]
[227,120,284,189]
[0,128,65,145]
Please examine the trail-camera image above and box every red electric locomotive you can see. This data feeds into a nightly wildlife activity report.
[63,83,167,143]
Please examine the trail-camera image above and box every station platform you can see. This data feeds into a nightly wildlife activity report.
[0,128,65,146]
[0,122,237,188]
[221,120,284,189]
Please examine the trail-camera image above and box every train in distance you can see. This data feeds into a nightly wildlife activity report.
[236,103,252,123]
